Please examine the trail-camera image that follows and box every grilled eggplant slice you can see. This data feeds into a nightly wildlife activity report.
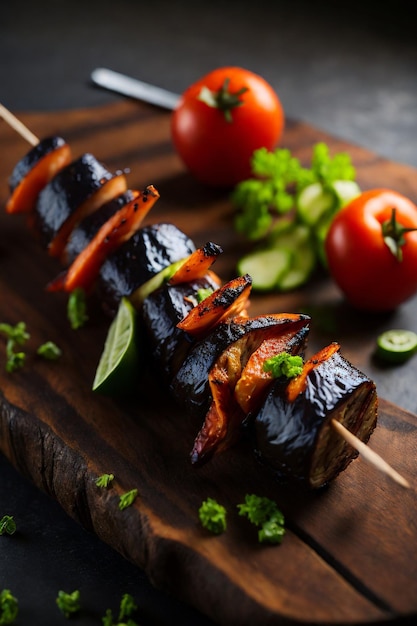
[98,223,197,313]
[141,274,221,382]
[47,185,160,293]
[6,136,72,214]
[34,153,128,259]
[252,343,378,489]
[65,190,139,264]
[188,316,310,465]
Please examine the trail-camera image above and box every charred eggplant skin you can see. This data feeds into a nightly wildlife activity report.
[8,136,68,191]
[171,314,311,417]
[34,153,116,248]
[252,349,378,488]
[141,275,220,382]
[97,223,196,312]
[65,190,138,264]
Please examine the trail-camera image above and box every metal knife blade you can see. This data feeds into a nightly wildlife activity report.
[90,68,180,111]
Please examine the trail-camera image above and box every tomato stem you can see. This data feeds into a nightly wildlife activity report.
[198,78,248,123]
[381,207,417,261]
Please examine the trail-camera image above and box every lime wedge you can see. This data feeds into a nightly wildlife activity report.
[93,297,139,395]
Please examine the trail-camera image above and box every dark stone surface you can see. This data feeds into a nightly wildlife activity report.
[1,1,417,624]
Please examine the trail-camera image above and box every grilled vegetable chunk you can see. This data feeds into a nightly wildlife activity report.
[253,343,378,489]
[7,136,72,214]
[171,313,310,464]
[48,185,160,293]
[98,223,196,313]
[34,153,127,259]
[141,275,221,381]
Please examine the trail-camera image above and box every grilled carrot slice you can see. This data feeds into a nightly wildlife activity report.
[286,342,340,402]
[176,274,252,337]
[6,137,72,214]
[47,185,160,293]
[168,241,223,285]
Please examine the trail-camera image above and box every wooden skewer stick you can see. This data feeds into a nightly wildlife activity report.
[0,103,39,147]
[331,419,410,489]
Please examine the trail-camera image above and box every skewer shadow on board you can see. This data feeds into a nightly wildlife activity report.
[0,103,410,488]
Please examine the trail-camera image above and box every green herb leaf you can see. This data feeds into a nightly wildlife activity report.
[237,494,285,544]
[0,516,16,536]
[37,341,62,360]
[263,352,303,379]
[56,590,81,618]
[198,497,227,534]
[102,593,139,626]
[95,473,115,488]
[119,489,138,511]
[0,589,18,625]
[0,322,30,373]
[67,288,88,329]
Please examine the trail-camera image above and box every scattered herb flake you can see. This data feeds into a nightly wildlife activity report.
[198,497,227,534]
[67,288,88,329]
[263,352,303,379]
[119,489,138,511]
[238,494,286,544]
[0,589,18,625]
[0,516,16,536]
[95,473,115,489]
[37,341,62,360]
[56,589,81,618]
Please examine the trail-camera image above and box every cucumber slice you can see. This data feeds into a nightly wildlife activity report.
[297,182,336,226]
[376,329,417,363]
[237,248,291,291]
[276,245,316,291]
[332,180,361,206]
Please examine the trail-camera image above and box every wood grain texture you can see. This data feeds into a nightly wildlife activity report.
[1,101,417,625]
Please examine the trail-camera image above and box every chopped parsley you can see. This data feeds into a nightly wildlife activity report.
[0,516,16,536]
[119,489,138,511]
[102,593,139,626]
[263,352,303,379]
[95,473,115,489]
[233,142,356,241]
[0,589,18,624]
[56,590,81,618]
[0,321,30,373]
[198,497,227,534]
[67,288,88,329]
[37,341,62,360]
[238,494,286,544]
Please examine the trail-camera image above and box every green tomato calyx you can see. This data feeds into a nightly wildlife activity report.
[381,207,417,262]
[198,78,248,123]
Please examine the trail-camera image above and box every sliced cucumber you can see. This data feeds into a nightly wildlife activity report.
[237,247,291,291]
[332,180,361,206]
[297,182,336,226]
[376,329,417,364]
[276,245,316,291]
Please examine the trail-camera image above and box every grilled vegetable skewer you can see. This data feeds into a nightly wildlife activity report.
[3,115,409,490]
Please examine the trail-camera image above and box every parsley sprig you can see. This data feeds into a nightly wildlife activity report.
[199,497,227,534]
[233,142,356,241]
[0,589,18,625]
[263,352,303,379]
[238,494,286,544]
[0,516,16,536]
[56,590,81,618]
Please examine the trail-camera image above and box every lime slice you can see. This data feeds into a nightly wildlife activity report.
[93,297,139,395]
[376,329,417,364]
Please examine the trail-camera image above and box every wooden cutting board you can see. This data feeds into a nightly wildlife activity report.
[1,100,417,625]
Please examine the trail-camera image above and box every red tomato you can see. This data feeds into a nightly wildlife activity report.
[171,67,284,187]
[325,188,417,311]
